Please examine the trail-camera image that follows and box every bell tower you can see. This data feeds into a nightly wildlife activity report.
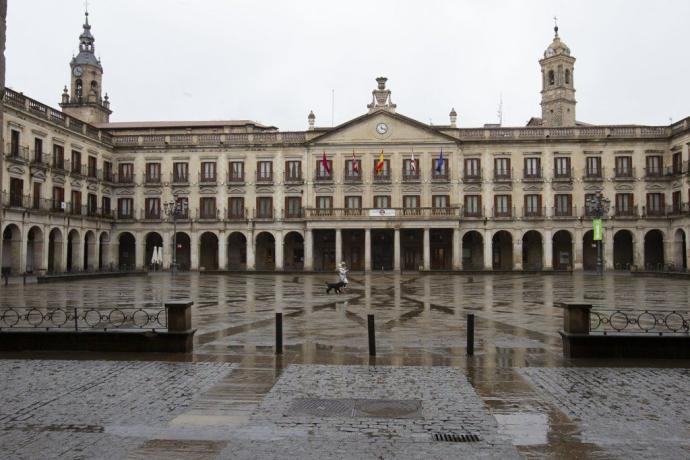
[539,20,576,127]
[60,9,111,124]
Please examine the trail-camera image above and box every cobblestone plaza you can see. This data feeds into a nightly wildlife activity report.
[1,272,689,458]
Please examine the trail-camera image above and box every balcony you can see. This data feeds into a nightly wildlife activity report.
[112,173,135,185]
[314,172,333,184]
[282,208,305,220]
[552,206,577,219]
[643,167,672,181]
[492,207,514,219]
[612,205,638,219]
[283,171,303,185]
[198,173,217,185]
[66,203,84,216]
[101,170,114,183]
[117,209,136,221]
[70,163,86,178]
[5,143,29,162]
[305,207,462,220]
[52,158,68,175]
[86,167,98,181]
[256,172,274,185]
[402,171,421,183]
[30,151,50,169]
[142,209,163,221]
[197,208,220,221]
[613,166,635,181]
[144,174,162,186]
[431,170,450,183]
[523,169,543,182]
[372,172,391,184]
[225,208,247,221]
[583,167,604,182]
[642,206,668,218]
[344,172,362,184]
[463,169,482,183]
[253,208,275,220]
[343,208,363,217]
[170,172,189,186]
[552,168,573,182]
[493,169,512,182]
[462,207,484,219]
[1,192,30,209]
[522,207,545,219]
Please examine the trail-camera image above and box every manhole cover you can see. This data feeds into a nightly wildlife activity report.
[288,398,423,419]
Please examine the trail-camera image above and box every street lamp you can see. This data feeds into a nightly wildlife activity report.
[163,198,188,273]
[585,192,611,275]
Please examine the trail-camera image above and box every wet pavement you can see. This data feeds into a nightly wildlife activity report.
[1,272,689,458]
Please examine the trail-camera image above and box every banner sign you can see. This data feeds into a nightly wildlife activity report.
[592,218,603,241]
[369,209,396,217]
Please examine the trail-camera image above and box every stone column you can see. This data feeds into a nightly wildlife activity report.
[393,228,401,271]
[246,231,255,270]
[303,229,313,271]
[218,232,227,270]
[60,233,69,272]
[423,228,431,271]
[573,227,583,270]
[452,228,461,270]
[634,229,644,268]
[275,230,284,271]
[41,227,50,273]
[543,230,553,269]
[109,238,118,271]
[18,226,27,273]
[604,228,614,269]
[364,228,371,272]
[483,229,493,270]
[190,232,199,270]
[133,233,144,270]
[162,232,172,269]
[513,232,523,270]
[335,228,342,266]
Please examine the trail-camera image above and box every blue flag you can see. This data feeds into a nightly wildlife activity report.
[435,149,444,173]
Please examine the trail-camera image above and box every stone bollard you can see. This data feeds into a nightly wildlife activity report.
[557,302,593,334]
[165,300,194,333]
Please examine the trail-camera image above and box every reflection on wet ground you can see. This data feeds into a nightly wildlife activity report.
[1,272,689,458]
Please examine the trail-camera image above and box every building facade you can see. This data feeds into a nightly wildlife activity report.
[2,15,690,275]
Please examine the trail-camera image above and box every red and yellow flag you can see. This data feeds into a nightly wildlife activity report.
[375,151,385,174]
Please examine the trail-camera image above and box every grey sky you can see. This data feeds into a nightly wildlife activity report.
[6,0,690,131]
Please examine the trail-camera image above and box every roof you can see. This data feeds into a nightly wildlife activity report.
[94,120,277,130]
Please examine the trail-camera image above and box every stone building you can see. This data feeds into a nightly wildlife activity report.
[1,14,690,275]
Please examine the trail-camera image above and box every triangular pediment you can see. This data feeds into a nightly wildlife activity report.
[307,110,459,146]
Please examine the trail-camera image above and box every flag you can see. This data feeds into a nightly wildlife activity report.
[321,152,331,175]
[435,148,444,173]
[375,151,385,174]
[410,152,417,173]
[352,150,359,173]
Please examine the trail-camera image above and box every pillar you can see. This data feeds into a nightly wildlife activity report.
[513,232,523,270]
[41,228,50,274]
[393,228,400,271]
[190,232,199,270]
[304,229,313,271]
[364,228,371,272]
[162,232,172,269]
[664,235,674,268]
[275,230,284,271]
[452,228,461,270]
[60,231,69,273]
[335,228,342,266]
[18,226,27,273]
[634,229,644,268]
[246,231,255,270]
[423,228,430,271]
[134,232,144,270]
[218,232,227,270]
[543,230,553,269]
[604,227,614,269]
[483,229,493,270]
[574,227,583,270]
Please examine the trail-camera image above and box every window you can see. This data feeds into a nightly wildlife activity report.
[10,129,20,156]
[432,157,448,177]
[316,196,333,210]
[494,158,511,178]
[118,198,133,218]
[32,182,41,209]
[9,178,23,207]
[615,193,634,215]
[34,138,43,163]
[228,197,245,219]
[173,162,188,183]
[87,193,97,216]
[554,194,572,216]
[645,156,663,177]
[494,195,511,217]
[344,196,362,216]
[285,160,301,180]
[70,190,82,215]
[75,79,83,99]
[403,195,420,215]
[256,197,273,218]
[672,191,681,213]
[316,159,332,179]
[373,159,390,178]
[257,161,273,181]
[71,150,82,174]
[52,186,65,211]
[672,152,682,174]
[585,157,601,177]
[145,198,161,219]
[464,195,481,216]
[524,194,542,216]
[646,193,665,215]
[88,156,97,177]
[200,197,216,218]
[432,195,449,215]
[464,158,481,179]
[403,158,419,178]
[200,162,216,182]
[102,196,111,216]
[345,159,361,178]
[118,163,134,183]
[53,145,65,169]
[565,68,571,85]
[554,157,571,178]
[373,195,391,209]
[175,197,189,219]
[146,162,161,183]
[615,156,632,177]
[524,158,541,178]
[285,196,302,218]
[103,161,112,181]
[548,70,555,85]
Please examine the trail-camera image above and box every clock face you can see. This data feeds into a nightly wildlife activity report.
[73,66,83,77]
[376,123,388,134]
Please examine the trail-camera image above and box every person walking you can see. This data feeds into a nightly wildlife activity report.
[337,261,349,287]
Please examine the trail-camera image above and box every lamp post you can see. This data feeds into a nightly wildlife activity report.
[585,192,611,276]
[163,198,188,274]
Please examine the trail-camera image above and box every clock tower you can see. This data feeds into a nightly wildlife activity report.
[60,10,111,124]
[539,23,576,127]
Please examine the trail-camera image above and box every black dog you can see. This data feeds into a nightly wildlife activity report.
[325,281,346,294]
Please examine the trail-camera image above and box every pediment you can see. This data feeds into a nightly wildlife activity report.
[87,183,99,192]
[431,185,451,193]
[645,183,666,191]
[463,185,481,192]
[614,183,634,191]
[70,179,82,188]
[256,187,274,194]
[144,188,162,195]
[493,184,513,192]
[7,165,25,176]
[552,183,573,191]
[315,186,334,193]
[199,187,217,194]
[285,186,303,193]
[116,188,135,196]
[228,187,245,194]
[31,170,47,181]
[344,186,363,193]
[307,111,459,146]
[583,184,603,191]
[522,184,543,192]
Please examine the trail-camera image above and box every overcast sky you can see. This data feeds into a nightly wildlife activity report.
[6,0,690,131]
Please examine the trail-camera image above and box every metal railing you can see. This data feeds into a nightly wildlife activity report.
[402,171,421,182]
[493,168,512,181]
[522,207,546,218]
[590,309,689,335]
[171,172,189,185]
[198,173,217,185]
[225,208,247,221]
[613,166,636,179]
[612,205,639,218]
[523,168,543,181]
[583,167,604,181]
[0,306,167,331]
[343,172,362,183]
[314,173,333,183]
[372,172,391,183]
[643,166,673,179]
[552,205,577,218]
[492,207,514,218]
[256,172,274,184]
[5,143,29,161]
[431,170,450,182]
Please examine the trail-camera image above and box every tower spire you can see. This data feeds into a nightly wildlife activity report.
[553,16,558,37]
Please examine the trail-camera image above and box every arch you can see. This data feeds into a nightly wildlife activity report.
[26,226,44,274]
[492,230,513,270]
[644,229,665,270]
[565,68,571,84]
[48,228,64,273]
[462,230,484,270]
[66,229,81,272]
[98,232,110,270]
[522,230,543,270]
[552,230,573,270]
[145,232,163,270]
[548,69,555,85]
[84,230,96,271]
[255,231,275,271]
[674,229,687,270]
[613,229,634,270]
[199,232,219,270]
[173,232,191,271]
[2,224,22,275]
[75,78,83,99]
[118,232,136,270]
[582,230,597,270]
[227,231,247,270]
[284,231,304,271]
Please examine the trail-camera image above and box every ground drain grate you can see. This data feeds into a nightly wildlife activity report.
[433,433,481,443]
